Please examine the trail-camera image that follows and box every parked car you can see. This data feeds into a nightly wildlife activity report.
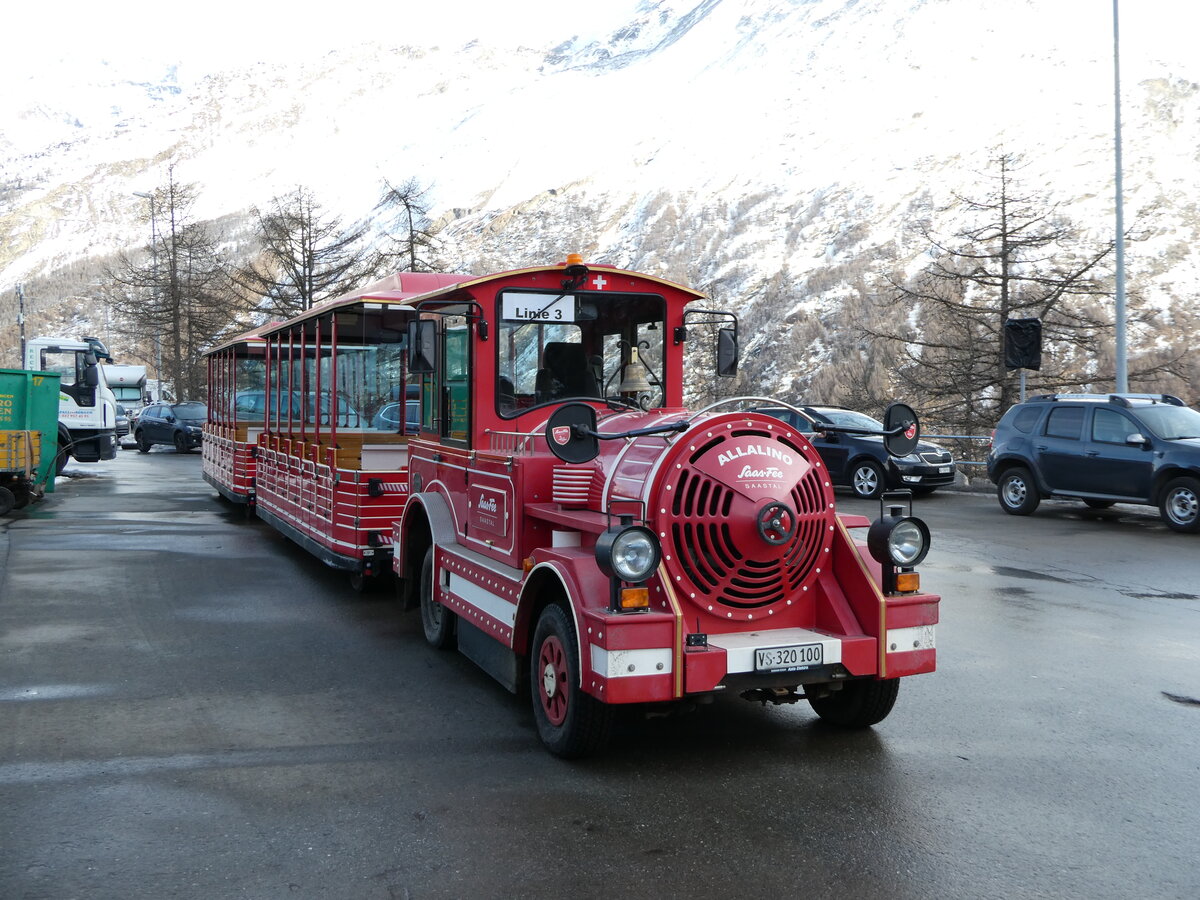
[988,393,1200,532]
[754,405,956,498]
[371,400,421,433]
[134,401,208,453]
[114,404,130,439]
[233,390,361,427]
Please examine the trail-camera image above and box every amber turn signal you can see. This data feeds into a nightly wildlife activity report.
[619,587,650,610]
[894,572,921,593]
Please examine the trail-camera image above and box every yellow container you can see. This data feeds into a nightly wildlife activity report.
[0,430,40,475]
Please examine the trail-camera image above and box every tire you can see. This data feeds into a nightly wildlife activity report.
[0,485,14,517]
[349,571,377,594]
[174,432,190,454]
[55,430,71,474]
[1083,499,1116,510]
[419,547,455,649]
[530,603,613,758]
[850,460,885,499]
[997,466,1040,515]
[1159,476,1200,533]
[136,431,151,453]
[8,481,32,509]
[808,678,900,728]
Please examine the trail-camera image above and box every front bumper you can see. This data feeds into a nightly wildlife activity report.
[892,461,956,488]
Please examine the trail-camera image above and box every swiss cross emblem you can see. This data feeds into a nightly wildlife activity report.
[552,426,572,445]
[905,423,917,441]
[591,275,608,290]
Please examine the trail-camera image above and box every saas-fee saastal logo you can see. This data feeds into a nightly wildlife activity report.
[693,436,813,497]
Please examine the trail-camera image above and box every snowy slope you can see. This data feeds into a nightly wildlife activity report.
[2,0,1197,329]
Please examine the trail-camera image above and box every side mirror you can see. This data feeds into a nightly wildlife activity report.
[882,403,920,457]
[716,326,738,377]
[1126,432,1149,447]
[545,403,600,464]
[82,352,100,388]
[407,319,437,374]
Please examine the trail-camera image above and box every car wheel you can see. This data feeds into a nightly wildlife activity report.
[530,603,613,758]
[850,460,885,499]
[808,678,899,728]
[173,432,190,454]
[1159,476,1200,533]
[136,431,151,453]
[1083,499,1115,510]
[997,466,1040,515]
[419,547,455,649]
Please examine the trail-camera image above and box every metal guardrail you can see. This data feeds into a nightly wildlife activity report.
[925,433,991,468]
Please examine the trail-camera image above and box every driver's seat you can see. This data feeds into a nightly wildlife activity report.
[535,342,599,403]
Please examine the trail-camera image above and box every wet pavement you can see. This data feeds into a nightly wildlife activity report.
[2,450,1198,899]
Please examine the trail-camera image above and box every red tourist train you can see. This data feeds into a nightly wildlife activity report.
[203,257,939,756]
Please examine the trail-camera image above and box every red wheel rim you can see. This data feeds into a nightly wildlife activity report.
[538,635,569,726]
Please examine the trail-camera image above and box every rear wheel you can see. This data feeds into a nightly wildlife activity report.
[136,431,151,453]
[1159,476,1200,533]
[997,466,1040,515]
[8,481,32,509]
[808,678,899,728]
[0,485,14,517]
[530,604,613,758]
[850,460,885,499]
[419,547,455,649]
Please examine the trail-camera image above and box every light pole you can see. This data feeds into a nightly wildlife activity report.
[132,191,163,383]
[1112,0,1128,392]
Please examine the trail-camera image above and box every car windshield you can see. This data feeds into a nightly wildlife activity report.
[818,409,882,431]
[171,402,207,419]
[1135,404,1200,440]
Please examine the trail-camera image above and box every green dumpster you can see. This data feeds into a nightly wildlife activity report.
[0,367,62,495]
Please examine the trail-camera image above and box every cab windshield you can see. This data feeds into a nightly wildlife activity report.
[496,289,666,417]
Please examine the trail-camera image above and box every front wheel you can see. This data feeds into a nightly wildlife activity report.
[530,604,613,758]
[850,460,885,499]
[997,466,1040,515]
[174,432,190,454]
[808,678,899,728]
[1159,476,1200,533]
[419,547,455,649]
[136,431,151,453]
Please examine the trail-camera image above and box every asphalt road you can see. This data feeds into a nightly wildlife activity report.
[2,450,1197,899]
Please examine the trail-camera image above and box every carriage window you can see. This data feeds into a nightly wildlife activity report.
[496,290,666,416]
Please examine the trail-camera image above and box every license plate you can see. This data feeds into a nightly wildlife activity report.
[755,643,823,673]
[939,466,950,473]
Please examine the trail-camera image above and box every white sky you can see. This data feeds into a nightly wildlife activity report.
[3,0,630,79]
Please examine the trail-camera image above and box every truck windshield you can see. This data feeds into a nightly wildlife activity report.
[496,290,666,416]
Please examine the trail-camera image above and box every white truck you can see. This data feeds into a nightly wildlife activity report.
[103,364,148,415]
[24,336,119,472]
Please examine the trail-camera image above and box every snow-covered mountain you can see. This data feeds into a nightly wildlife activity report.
[2,0,1198,392]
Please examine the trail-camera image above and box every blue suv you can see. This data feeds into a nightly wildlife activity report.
[988,393,1200,532]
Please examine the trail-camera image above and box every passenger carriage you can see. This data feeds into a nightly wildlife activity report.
[203,324,269,510]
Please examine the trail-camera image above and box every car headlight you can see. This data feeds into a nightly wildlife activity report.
[867,506,931,568]
[596,522,661,583]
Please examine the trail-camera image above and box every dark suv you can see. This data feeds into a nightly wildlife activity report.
[135,401,208,453]
[755,405,957,498]
[988,393,1200,532]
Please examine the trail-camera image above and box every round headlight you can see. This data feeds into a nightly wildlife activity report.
[596,525,661,583]
[888,519,928,565]
[867,513,931,568]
